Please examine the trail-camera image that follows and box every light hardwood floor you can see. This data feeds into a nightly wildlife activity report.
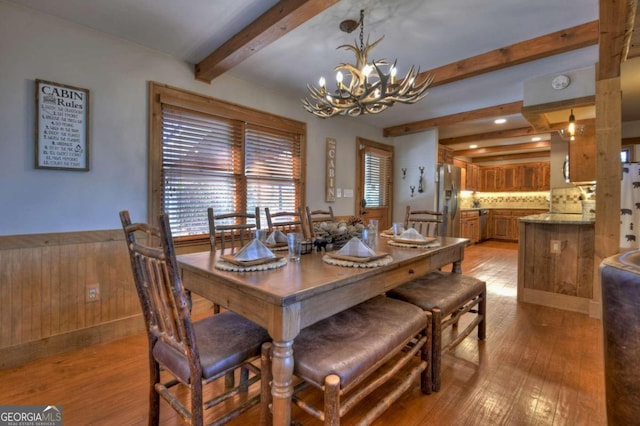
[0,241,606,425]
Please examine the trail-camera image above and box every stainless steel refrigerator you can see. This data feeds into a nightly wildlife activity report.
[436,163,461,237]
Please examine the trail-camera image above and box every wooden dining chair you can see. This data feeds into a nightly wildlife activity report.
[208,207,260,252]
[387,271,486,392]
[305,206,335,238]
[120,211,271,426]
[265,207,306,237]
[404,206,444,237]
[262,296,432,425]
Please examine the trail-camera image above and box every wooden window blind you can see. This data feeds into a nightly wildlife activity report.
[150,83,306,241]
[363,147,392,208]
[245,124,302,225]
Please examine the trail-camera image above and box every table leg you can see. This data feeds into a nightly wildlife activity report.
[452,259,462,274]
[271,339,294,426]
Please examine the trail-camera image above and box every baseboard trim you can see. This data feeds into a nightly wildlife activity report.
[0,315,145,369]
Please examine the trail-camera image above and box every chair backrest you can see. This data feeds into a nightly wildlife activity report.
[305,206,335,238]
[265,207,305,236]
[405,206,443,237]
[208,207,260,252]
[119,211,198,372]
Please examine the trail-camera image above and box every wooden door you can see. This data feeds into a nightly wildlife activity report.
[356,137,393,231]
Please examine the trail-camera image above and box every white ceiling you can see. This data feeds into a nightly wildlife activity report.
[9,0,635,146]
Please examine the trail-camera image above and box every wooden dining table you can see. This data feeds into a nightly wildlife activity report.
[177,236,468,426]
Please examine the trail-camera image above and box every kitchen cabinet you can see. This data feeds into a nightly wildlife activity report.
[501,166,518,191]
[490,210,513,240]
[489,209,547,241]
[453,160,481,192]
[438,145,454,164]
[460,210,479,243]
[467,163,481,191]
[482,167,498,192]
[479,162,550,192]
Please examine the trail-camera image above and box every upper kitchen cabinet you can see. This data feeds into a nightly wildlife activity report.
[520,162,550,191]
[467,163,481,191]
[438,145,454,164]
[479,162,550,192]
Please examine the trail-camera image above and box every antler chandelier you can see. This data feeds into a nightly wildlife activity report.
[302,9,433,118]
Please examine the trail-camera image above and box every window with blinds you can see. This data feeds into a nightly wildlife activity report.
[363,147,391,208]
[159,103,303,238]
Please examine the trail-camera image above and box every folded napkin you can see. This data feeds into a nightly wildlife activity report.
[265,230,288,244]
[336,237,377,257]
[233,239,276,261]
[397,228,427,241]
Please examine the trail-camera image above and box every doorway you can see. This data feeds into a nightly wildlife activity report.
[355,137,393,231]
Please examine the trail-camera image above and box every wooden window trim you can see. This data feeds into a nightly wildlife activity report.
[149,81,307,245]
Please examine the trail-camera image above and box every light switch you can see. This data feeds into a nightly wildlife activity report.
[550,240,561,254]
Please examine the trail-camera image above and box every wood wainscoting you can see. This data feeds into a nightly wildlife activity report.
[0,229,212,369]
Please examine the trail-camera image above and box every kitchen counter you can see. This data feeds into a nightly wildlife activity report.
[518,213,594,225]
[517,213,597,316]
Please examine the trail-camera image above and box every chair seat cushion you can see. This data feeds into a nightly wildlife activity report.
[153,311,270,383]
[387,271,486,316]
[292,295,426,389]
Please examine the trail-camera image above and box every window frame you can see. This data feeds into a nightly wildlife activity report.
[149,82,306,246]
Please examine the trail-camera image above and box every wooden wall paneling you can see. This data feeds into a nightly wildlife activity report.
[553,226,579,296]
[532,224,552,292]
[577,225,595,299]
[0,230,150,368]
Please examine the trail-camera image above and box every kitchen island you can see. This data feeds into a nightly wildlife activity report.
[517,213,596,315]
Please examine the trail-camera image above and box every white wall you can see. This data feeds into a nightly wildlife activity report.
[391,130,438,223]
[0,1,383,235]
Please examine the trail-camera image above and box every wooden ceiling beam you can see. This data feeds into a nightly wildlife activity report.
[598,0,637,78]
[471,151,550,163]
[386,22,599,137]
[439,126,537,146]
[195,0,339,83]
[383,101,523,137]
[454,141,551,157]
[415,21,599,88]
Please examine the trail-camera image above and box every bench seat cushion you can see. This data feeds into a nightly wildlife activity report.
[387,271,485,316]
[292,295,426,389]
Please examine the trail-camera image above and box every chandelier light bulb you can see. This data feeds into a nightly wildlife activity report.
[390,66,397,84]
[336,71,343,89]
[319,76,326,89]
[363,64,372,77]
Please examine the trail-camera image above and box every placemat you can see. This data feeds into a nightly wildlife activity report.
[322,254,393,268]
[215,257,287,272]
[387,240,441,249]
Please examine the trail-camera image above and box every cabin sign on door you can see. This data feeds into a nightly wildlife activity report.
[326,138,336,202]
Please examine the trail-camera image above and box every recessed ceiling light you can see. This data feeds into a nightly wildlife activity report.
[531,136,541,142]
[494,118,507,124]
[469,144,478,149]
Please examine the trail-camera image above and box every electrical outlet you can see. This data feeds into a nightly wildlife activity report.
[550,240,562,254]
[86,284,100,302]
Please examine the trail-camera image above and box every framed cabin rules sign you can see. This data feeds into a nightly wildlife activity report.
[35,79,90,171]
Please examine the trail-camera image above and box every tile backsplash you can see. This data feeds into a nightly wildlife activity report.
[460,191,550,209]
[549,187,583,213]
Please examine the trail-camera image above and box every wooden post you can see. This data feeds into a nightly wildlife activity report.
[593,76,622,318]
